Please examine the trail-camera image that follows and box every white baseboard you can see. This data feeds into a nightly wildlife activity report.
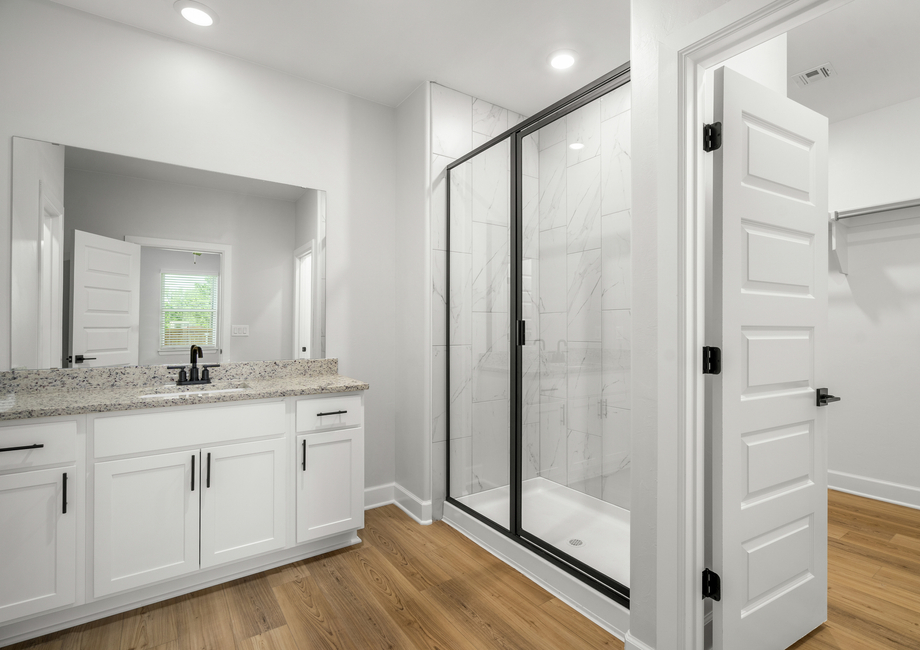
[443,502,629,638]
[364,482,396,509]
[364,482,433,525]
[829,470,920,510]
[393,483,432,525]
[625,631,655,650]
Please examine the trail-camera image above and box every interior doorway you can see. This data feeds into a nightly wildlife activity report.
[294,242,314,360]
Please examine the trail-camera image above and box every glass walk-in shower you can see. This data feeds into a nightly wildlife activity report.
[446,67,631,604]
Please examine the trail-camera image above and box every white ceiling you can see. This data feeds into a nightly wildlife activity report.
[787,0,920,123]
[47,0,631,116]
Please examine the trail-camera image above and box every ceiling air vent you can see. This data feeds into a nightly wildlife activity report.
[792,62,837,88]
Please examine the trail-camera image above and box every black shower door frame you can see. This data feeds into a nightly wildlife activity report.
[445,63,631,607]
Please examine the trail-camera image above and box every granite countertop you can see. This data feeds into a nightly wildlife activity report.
[0,359,368,421]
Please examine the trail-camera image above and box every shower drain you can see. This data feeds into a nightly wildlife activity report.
[568,538,584,547]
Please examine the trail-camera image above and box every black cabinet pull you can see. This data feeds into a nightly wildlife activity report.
[302,440,306,471]
[191,455,196,491]
[316,410,347,417]
[206,452,211,488]
[62,472,68,514]
[0,443,44,453]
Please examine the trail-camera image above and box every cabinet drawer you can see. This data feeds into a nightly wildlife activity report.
[0,420,77,472]
[296,394,363,432]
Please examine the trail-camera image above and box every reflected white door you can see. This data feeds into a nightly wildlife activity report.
[294,244,313,359]
[711,67,829,650]
[71,230,141,367]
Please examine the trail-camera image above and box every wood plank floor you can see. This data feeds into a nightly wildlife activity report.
[7,490,919,650]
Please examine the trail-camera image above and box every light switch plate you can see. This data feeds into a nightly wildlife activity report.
[231,325,249,337]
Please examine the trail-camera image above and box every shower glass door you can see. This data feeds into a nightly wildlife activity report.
[446,67,630,605]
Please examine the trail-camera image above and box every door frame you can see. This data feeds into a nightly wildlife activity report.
[654,1,848,648]
[292,241,314,359]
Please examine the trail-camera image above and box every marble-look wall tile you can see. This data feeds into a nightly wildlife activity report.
[508,111,526,128]
[432,346,447,443]
[449,437,473,497]
[472,312,509,403]
[523,133,539,177]
[449,160,473,253]
[432,250,447,347]
[566,157,602,254]
[601,110,631,216]
[522,257,539,323]
[523,422,540,480]
[602,209,631,310]
[449,252,472,345]
[432,440,446,519]
[602,310,631,411]
[539,312,567,400]
[539,397,567,485]
[539,142,567,231]
[566,249,602,342]
[473,100,508,138]
[522,342,540,424]
[538,118,566,151]
[567,431,602,498]
[471,139,510,226]
[601,84,631,122]
[471,222,509,313]
[449,345,472,440]
[538,227,566,313]
[566,101,601,167]
[602,467,631,510]
[601,405,631,509]
[566,342,602,436]
[522,175,539,260]
[431,154,453,251]
[471,398,510,492]
[432,84,472,159]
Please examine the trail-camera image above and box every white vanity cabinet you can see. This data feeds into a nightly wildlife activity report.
[295,394,364,543]
[0,420,79,625]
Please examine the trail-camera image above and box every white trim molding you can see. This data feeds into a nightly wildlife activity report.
[829,471,920,511]
[394,484,432,525]
[625,631,656,650]
[364,482,396,510]
[125,235,232,363]
[655,1,849,648]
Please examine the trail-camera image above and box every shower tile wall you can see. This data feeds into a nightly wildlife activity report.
[534,85,632,510]
[431,84,524,517]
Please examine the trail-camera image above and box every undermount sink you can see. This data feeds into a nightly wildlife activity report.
[137,381,250,399]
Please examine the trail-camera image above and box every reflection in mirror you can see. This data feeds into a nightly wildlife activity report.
[11,137,326,369]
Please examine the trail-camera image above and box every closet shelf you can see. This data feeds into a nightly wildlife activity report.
[834,197,920,222]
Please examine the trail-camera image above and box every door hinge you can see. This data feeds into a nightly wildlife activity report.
[703,121,722,152]
[702,346,721,375]
[702,568,722,601]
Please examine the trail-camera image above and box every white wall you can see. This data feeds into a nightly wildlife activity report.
[394,83,432,516]
[826,95,920,507]
[0,0,396,491]
[64,167,296,365]
[630,0,734,647]
[721,33,788,96]
[138,248,221,366]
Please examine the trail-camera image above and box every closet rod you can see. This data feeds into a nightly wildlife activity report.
[835,197,920,220]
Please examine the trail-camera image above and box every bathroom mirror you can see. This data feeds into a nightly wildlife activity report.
[11,137,326,369]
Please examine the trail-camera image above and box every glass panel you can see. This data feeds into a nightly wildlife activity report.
[448,137,511,529]
[521,83,632,587]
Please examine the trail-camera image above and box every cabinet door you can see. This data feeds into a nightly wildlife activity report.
[95,451,199,597]
[0,466,75,623]
[200,439,286,568]
[296,427,364,543]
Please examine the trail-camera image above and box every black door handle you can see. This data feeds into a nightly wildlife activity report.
[316,410,347,417]
[0,444,44,453]
[67,354,97,364]
[816,388,841,407]
[191,454,196,491]
[302,439,306,471]
[206,452,211,488]
[62,472,68,514]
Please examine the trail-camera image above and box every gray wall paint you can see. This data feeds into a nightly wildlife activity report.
[0,0,397,492]
[64,167,296,364]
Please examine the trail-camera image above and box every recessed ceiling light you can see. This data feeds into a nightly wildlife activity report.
[174,0,219,27]
[549,50,577,70]
[569,142,585,150]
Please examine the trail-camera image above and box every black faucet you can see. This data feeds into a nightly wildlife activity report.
[189,345,203,381]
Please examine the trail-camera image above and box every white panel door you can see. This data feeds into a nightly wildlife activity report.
[296,427,364,543]
[0,467,75,623]
[711,66,829,650]
[94,451,199,597]
[71,230,140,367]
[200,439,286,568]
